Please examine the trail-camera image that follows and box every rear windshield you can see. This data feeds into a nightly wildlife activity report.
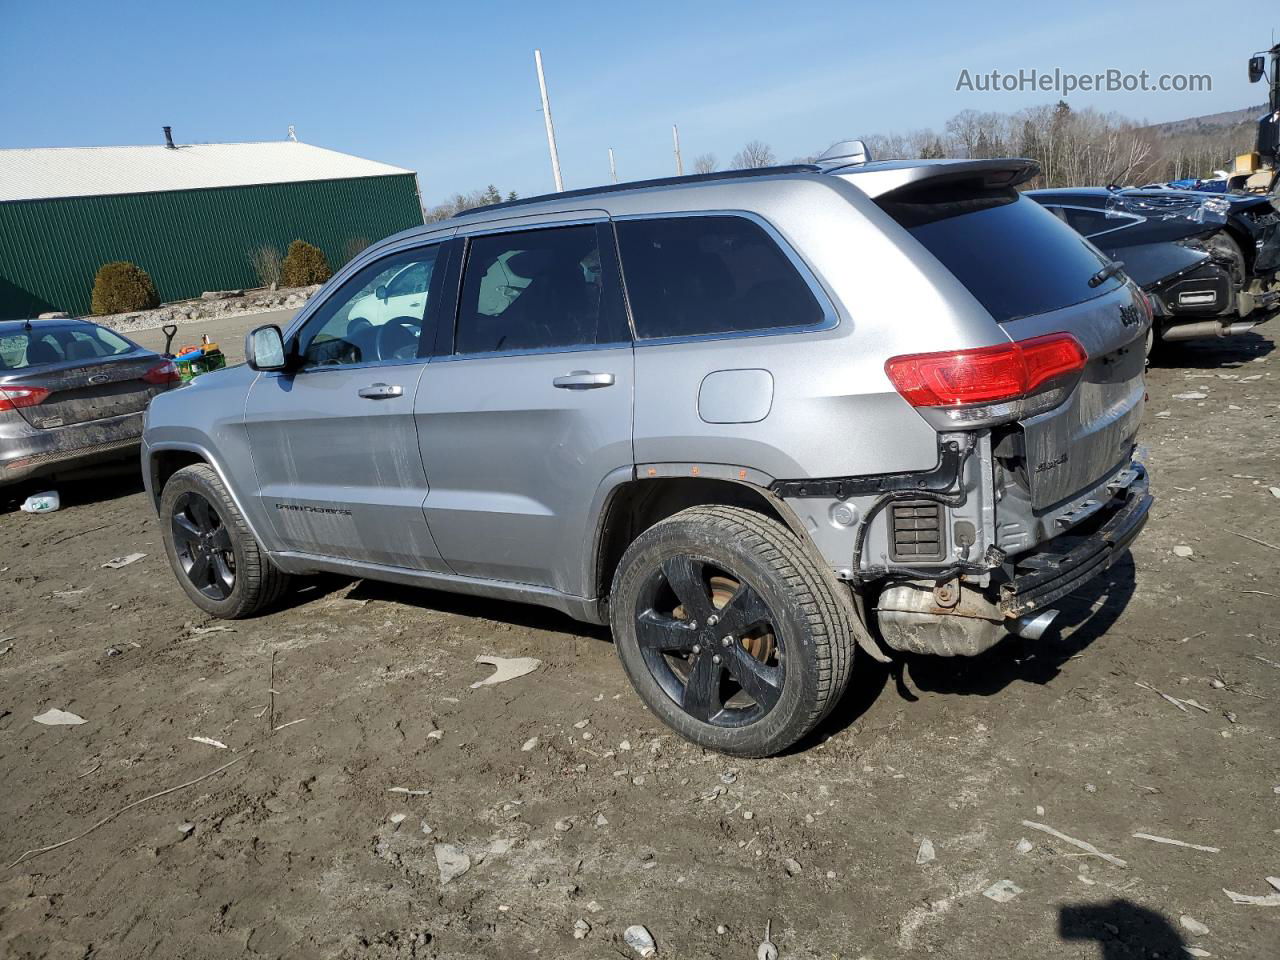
[0,323,136,371]
[877,187,1120,323]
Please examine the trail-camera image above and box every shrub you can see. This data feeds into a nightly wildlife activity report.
[280,240,332,287]
[249,244,283,289]
[90,261,159,315]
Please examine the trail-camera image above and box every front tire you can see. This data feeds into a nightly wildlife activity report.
[159,463,290,618]
[609,505,854,757]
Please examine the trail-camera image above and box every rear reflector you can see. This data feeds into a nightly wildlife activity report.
[884,333,1087,408]
[142,360,181,385]
[0,385,50,412]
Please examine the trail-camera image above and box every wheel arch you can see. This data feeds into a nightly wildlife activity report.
[591,475,812,604]
[146,442,273,549]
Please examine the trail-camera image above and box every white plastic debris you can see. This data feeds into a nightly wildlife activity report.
[387,787,429,796]
[470,655,541,688]
[1021,820,1127,867]
[521,736,539,752]
[1270,487,1280,499]
[1223,877,1280,906]
[554,818,573,832]
[434,843,471,884]
[757,920,778,960]
[102,552,146,569]
[1179,916,1210,936]
[1015,838,1034,854]
[1172,392,1208,400]
[983,879,1023,903]
[20,491,59,513]
[1131,832,1219,853]
[187,736,228,749]
[1172,545,1194,558]
[1183,948,1211,958]
[33,708,86,726]
[915,838,936,864]
[624,924,656,957]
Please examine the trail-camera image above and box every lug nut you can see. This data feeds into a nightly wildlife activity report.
[707,614,719,626]
[721,636,732,647]
[712,655,721,665]
[691,644,701,654]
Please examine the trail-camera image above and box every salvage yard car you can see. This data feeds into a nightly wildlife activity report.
[143,146,1153,756]
[1030,186,1280,346]
[1,318,179,488]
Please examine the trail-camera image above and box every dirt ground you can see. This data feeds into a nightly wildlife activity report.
[1,329,1278,960]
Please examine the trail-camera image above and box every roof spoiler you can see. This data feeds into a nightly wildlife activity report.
[842,158,1041,198]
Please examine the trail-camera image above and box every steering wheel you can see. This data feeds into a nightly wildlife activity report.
[375,316,421,361]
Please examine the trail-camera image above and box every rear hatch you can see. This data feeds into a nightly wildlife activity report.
[0,324,169,430]
[870,165,1146,510]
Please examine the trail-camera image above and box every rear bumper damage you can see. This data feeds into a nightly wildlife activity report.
[0,411,144,484]
[875,463,1151,656]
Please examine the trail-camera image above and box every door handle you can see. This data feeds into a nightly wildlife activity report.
[552,371,615,390]
[357,383,403,399]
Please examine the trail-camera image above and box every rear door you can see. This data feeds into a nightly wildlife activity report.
[244,241,451,570]
[413,218,634,594]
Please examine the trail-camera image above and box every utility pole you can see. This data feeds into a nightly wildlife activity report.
[534,49,564,192]
[608,147,618,184]
[672,124,684,176]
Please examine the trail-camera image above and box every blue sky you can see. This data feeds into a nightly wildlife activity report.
[2,1,1274,203]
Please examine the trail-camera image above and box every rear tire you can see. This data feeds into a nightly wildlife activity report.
[159,463,290,618]
[609,505,854,757]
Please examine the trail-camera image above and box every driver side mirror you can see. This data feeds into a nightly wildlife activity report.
[375,284,389,301]
[1249,55,1266,84]
[245,324,288,371]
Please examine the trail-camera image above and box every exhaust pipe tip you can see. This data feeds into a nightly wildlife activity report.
[1007,609,1060,641]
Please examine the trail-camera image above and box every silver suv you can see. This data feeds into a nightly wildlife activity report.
[142,148,1153,756]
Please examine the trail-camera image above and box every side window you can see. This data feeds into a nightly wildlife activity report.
[455,224,625,355]
[296,245,441,368]
[616,215,825,340]
[1060,207,1113,237]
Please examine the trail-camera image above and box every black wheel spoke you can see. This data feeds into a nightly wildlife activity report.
[190,497,214,532]
[636,610,699,653]
[717,581,772,636]
[681,652,722,722]
[187,554,211,588]
[724,644,783,712]
[662,556,712,622]
[211,553,235,595]
[171,513,200,546]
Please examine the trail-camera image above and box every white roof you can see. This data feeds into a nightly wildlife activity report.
[0,140,416,203]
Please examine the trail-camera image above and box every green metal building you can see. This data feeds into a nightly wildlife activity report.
[0,135,425,319]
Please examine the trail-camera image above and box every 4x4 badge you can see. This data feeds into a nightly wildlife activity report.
[1119,303,1142,327]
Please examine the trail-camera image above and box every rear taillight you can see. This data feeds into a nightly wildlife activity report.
[142,360,180,385]
[885,333,1087,426]
[0,385,50,412]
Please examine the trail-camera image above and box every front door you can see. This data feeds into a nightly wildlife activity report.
[244,242,450,571]
[414,222,634,595]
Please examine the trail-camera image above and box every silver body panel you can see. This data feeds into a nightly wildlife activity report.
[143,164,1150,621]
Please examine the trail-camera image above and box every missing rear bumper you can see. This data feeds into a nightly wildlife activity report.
[874,464,1151,656]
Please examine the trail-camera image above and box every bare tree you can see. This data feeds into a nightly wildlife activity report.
[731,140,776,169]
[248,244,282,290]
[693,153,719,174]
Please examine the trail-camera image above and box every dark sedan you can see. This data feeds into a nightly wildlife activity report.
[0,318,179,488]
[1029,187,1280,344]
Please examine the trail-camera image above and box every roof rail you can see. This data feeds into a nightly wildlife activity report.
[456,164,823,217]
